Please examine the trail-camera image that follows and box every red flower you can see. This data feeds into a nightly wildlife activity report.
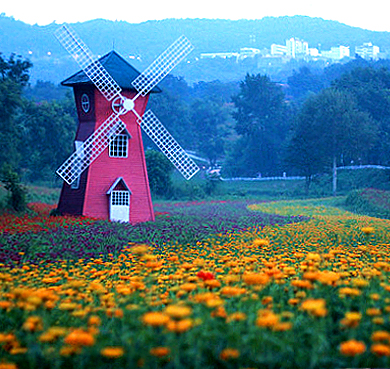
[197,271,215,281]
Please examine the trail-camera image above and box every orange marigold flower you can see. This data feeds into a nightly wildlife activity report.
[300,298,327,317]
[220,286,246,297]
[339,339,366,356]
[339,287,361,297]
[361,226,374,235]
[370,343,390,356]
[220,348,240,361]
[142,312,170,327]
[88,315,102,326]
[100,346,125,359]
[0,301,13,310]
[253,239,270,247]
[165,305,192,320]
[340,311,362,328]
[64,329,95,347]
[366,308,381,316]
[0,362,18,369]
[371,330,390,341]
[226,312,247,323]
[256,310,279,328]
[150,346,170,358]
[179,283,197,292]
[291,280,313,289]
[242,273,269,286]
[272,322,293,331]
[204,279,221,289]
[166,318,193,333]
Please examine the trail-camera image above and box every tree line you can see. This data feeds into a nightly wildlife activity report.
[1,51,390,197]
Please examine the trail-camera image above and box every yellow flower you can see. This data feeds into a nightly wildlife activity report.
[339,339,366,356]
[100,346,125,359]
[220,348,240,361]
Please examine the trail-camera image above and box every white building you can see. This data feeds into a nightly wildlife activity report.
[200,52,239,59]
[271,44,287,56]
[239,47,261,59]
[321,46,350,60]
[355,42,380,59]
[286,38,309,58]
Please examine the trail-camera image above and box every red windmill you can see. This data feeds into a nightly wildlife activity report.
[55,25,199,223]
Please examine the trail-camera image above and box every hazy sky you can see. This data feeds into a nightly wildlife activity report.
[2,0,389,32]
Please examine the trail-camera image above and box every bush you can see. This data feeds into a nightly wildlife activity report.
[0,164,27,212]
[145,150,173,198]
[345,188,390,219]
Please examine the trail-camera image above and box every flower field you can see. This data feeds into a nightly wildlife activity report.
[1,199,390,368]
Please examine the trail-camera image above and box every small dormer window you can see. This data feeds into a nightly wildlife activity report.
[109,133,128,158]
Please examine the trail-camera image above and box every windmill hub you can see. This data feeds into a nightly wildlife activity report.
[112,95,135,115]
[123,97,135,112]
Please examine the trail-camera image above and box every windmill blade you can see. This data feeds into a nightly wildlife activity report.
[140,110,200,180]
[132,36,194,96]
[57,114,126,184]
[55,24,122,101]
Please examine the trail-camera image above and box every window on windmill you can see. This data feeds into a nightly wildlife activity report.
[111,191,130,206]
[109,134,128,158]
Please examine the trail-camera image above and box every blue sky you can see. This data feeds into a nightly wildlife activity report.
[2,0,389,32]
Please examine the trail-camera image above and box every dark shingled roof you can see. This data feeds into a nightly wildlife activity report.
[61,51,162,93]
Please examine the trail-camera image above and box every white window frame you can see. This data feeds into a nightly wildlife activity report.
[109,134,128,158]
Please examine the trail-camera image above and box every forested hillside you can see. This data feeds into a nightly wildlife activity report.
[1,14,390,83]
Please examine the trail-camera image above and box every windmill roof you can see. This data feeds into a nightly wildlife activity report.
[61,51,162,93]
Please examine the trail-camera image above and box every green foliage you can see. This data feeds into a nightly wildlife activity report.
[0,163,27,212]
[0,53,32,170]
[332,66,390,165]
[18,99,76,183]
[225,73,289,177]
[345,188,390,219]
[145,150,173,198]
[285,88,377,194]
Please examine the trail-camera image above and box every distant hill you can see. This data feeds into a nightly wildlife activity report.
[1,14,390,84]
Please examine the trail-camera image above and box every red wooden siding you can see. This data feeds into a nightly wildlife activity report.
[82,89,155,224]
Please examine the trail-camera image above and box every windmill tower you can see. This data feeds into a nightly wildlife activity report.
[55,25,199,223]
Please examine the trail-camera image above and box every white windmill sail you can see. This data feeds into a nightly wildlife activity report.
[140,110,199,180]
[132,36,194,96]
[57,114,126,184]
[55,24,122,101]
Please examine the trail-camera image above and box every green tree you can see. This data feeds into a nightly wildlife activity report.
[287,66,326,103]
[225,73,288,177]
[332,66,390,165]
[18,100,76,183]
[0,53,32,170]
[0,163,27,212]
[286,88,377,195]
[190,98,228,167]
[145,150,173,197]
